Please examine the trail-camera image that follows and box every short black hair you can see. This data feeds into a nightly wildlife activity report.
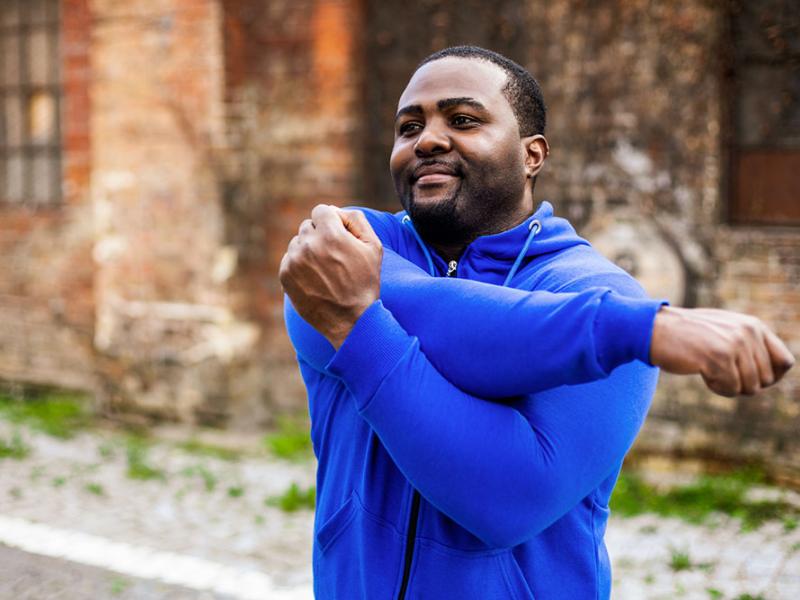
[417,45,546,137]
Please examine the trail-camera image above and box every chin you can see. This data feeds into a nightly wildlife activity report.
[406,192,471,246]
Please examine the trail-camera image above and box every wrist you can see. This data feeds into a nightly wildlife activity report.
[325,302,375,350]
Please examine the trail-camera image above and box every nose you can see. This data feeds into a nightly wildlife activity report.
[414,121,451,157]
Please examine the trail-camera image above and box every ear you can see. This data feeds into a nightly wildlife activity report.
[522,134,549,179]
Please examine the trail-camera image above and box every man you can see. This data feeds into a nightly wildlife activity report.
[280,46,794,599]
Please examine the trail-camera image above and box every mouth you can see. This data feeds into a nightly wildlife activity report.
[411,162,461,187]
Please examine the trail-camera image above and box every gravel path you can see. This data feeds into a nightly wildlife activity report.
[1,420,799,599]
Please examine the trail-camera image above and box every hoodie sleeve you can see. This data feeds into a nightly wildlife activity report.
[326,299,657,548]
[284,247,662,398]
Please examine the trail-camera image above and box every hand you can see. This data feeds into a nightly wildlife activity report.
[650,305,795,396]
[279,204,383,349]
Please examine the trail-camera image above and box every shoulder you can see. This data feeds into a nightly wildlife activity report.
[523,244,648,300]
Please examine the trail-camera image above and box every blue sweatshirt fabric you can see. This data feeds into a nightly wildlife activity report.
[284,201,661,599]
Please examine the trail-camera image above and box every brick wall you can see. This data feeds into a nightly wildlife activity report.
[1,0,798,475]
[87,0,260,423]
[333,0,800,479]
[0,0,95,392]
[218,0,362,423]
[513,0,800,481]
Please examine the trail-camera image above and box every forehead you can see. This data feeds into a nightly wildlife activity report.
[397,57,511,113]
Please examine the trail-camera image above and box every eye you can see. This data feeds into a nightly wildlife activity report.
[452,114,478,127]
[398,121,423,136]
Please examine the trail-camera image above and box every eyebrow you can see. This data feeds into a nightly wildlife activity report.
[394,97,489,122]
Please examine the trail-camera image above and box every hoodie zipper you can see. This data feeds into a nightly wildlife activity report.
[397,490,420,600]
[397,259,457,600]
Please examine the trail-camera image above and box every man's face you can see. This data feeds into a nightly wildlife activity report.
[390,57,530,247]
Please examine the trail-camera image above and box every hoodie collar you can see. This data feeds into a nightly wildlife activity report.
[464,201,589,263]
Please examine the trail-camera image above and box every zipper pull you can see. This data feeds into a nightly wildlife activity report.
[446,260,458,277]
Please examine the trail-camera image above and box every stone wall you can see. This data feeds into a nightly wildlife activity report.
[87,0,249,422]
[522,1,800,480]
[1,0,798,475]
[342,0,800,479]
[0,0,95,393]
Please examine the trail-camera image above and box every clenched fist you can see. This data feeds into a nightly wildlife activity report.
[651,306,795,397]
[279,204,383,349]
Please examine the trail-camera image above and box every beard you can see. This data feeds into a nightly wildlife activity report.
[397,172,524,249]
[404,183,473,247]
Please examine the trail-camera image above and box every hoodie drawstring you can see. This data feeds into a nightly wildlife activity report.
[502,219,541,287]
[402,215,436,277]
[402,215,541,285]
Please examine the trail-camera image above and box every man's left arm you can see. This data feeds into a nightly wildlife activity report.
[324,293,656,547]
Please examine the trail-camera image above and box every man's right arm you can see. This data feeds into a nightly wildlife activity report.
[282,205,794,399]
[285,250,660,398]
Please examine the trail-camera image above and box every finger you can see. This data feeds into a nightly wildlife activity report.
[338,210,381,245]
[702,350,741,397]
[751,328,775,388]
[702,372,738,398]
[298,218,314,236]
[764,328,795,381]
[311,204,346,235]
[278,251,291,289]
[735,348,760,396]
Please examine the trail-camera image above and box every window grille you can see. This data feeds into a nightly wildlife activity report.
[0,0,62,206]
[728,0,800,225]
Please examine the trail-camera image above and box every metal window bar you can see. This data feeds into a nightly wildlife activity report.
[0,0,62,206]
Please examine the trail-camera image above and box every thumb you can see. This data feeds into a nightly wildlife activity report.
[337,209,381,245]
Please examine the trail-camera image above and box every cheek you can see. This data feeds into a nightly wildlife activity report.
[389,141,412,178]
[466,136,526,180]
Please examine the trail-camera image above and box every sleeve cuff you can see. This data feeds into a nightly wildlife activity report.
[594,292,668,372]
[326,300,414,409]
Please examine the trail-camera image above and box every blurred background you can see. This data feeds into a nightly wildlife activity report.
[0,0,799,598]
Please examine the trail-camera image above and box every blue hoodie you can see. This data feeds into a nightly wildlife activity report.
[285,201,661,599]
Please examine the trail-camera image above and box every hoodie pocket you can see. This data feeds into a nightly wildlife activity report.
[314,492,405,599]
[409,538,535,600]
[316,493,358,553]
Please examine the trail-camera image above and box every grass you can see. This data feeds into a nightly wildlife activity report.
[669,549,693,572]
[266,483,316,512]
[125,437,166,481]
[180,464,217,491]
[110,576,130,595]
[0,430,30,460]
[177,438,242,462]
[610,468,800,530]
[227,485,245,498]
[668,548,714,573]
[85,482,105,496]
[263,415,312,461]
[0,388,92,439]
[97,441,116,460]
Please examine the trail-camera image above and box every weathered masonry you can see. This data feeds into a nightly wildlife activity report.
[0,0,798,477]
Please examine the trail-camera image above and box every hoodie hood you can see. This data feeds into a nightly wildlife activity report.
[465,201,590,262]
[398,201,591,285]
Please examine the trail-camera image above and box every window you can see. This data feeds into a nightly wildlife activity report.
[0,0,62,206]
[728,0,800,225]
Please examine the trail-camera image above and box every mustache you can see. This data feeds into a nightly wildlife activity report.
[409,159,464,183]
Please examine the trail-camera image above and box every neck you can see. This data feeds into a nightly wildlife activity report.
[428,197,535,263]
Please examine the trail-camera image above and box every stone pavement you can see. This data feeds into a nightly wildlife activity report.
[0,544,231,600]
[1,419,799,599]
